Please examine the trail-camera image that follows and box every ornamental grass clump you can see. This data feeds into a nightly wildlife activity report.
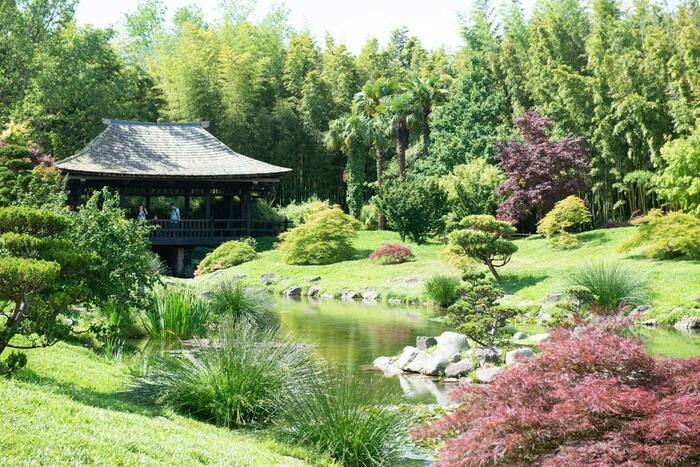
[209,280,275,328]
[423,275,461,308]
[142,287,210,339]
[413,322,700,466]
[569,262,647,314]
[133,320,317,428]
[276,371,413,467]
[195,239,258,276]
[279,207,360,265]
[368,243,414,265]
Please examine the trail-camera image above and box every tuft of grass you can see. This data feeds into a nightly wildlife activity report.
[569,262,648,313]
[209,280,276,328]
[133,320,317,428]
[423,275,461,308]
[142,287,210,339]
[276,371,413,467]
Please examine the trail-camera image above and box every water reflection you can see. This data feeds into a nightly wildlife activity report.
[275,298,454,404]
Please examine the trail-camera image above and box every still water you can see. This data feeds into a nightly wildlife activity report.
[274,298,700,405]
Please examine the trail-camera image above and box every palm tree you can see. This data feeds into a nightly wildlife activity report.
[380,86,416,179]
[353,79,397,228]
[324,113,371,218]
[409,75,449,157]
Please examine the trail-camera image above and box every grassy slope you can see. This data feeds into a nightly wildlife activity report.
[0,343,323,466]
[194,227,700,310]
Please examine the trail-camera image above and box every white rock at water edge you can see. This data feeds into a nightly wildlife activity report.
[505,347,534,367]
[444,360,477,378]
[435,331,470,360]
[473,366,504,383]
[283,286,302,297]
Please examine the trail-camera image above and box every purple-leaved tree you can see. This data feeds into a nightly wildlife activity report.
[496,110,589,227]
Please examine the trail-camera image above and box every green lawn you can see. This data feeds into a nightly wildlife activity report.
[0,342,326,466]
[192,227,700,311]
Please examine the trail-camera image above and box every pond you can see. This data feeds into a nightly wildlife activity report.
[274,298,700,405]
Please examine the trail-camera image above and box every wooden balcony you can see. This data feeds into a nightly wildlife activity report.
[148,218,283,246]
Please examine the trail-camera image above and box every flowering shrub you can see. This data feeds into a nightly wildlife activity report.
[413,323,700,465]
[368,243,414,265]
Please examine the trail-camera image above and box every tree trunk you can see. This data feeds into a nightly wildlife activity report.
[422,104,431,157]
[396,119,408,179]
[375,145,386,230]
[0,300,25,357]
[486,262,501,282]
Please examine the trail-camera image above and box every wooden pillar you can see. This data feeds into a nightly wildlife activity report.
[244,190,252,237]
[204,188,211,220]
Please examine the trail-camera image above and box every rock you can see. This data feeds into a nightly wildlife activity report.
[305,275,321,282]
[307,285,322,298]
[674,316,700,334]
[420,354,450,376]
[361,289,380,301]
[473,366,504,383]
[373,356,402,376]
[397,346,420,370]
[444,360,477,378]
[405,350,433,374]
[630,304,652,317]
[641,318,658,327]
[261,272,278,285]
[283,286,302,297]
[544,292,564,303]
[530,333,551,343]
[320,293,336,299]
[341,289,359,300]
[512,331,528,340]
[474,346,501,366]
[416,336,437,350]
[387,298,403,305]
[505,347,534,367]
[435,331,470,360]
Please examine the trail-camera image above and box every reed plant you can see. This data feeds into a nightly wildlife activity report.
[209,280,276,328]
[423,275,461,308]
[569,262,647,314]
[142,287,210,339]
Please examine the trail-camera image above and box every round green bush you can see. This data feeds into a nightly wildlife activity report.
[195,240,258,276]
[278,207,359,265]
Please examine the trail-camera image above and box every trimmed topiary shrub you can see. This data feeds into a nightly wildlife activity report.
[195,240,258,275]
[368,243,414,265]
[278,207,360,265]
[537,195,591,249]
[412,322,700,466]
[619,209,700,260]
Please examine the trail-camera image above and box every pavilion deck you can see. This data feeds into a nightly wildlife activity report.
[148,218,284,246]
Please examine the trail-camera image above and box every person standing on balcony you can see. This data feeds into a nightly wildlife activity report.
[137,204,148,221]
[170,203,181,224]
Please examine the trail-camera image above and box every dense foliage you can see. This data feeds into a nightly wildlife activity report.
[368,243,414,265]
[654,123,700,216]
[442,158,504,225]
[279,207,359,265]
[619,209,700,260]
[497,111,590,227]
[448,215,517,281]
[537,195,592,249]
[447,272,518,346]
[0,206,86,363]
[413,323,700,466]
[195,239,258,276]
[374,177,447,244]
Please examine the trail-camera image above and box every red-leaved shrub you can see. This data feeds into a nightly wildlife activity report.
[368,243,414,265]
[412,324,700,466]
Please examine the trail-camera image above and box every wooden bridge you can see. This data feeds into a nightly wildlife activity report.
[148,218,284,246]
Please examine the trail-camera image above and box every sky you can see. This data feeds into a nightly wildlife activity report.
[75,0,502,53]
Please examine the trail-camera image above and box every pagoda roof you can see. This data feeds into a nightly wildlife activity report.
[55,120,291,180]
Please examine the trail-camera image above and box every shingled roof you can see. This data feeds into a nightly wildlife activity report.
[56,120,291,179]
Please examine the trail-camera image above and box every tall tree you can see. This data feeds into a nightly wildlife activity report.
[408,75,449,157]
[380,87,415,179]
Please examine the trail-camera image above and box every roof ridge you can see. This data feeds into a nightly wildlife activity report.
[101,119,210,128]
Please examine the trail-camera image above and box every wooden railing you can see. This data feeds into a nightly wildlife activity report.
[148,218,284,245]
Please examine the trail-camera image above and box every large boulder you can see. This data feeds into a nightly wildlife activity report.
[444,360,478,378]
[420,354,451,376]
[261,272,278,285]
[405,350,433,374]
[435,331,469,359]
[283,286,302,297]
[307,285,322,298]
[341,289,359,301]
[674,316,700,334]
[397,346,420,370]
[361,289,380,301]
[474,346,501,366]
[373,356,402,376]
[473,366,504,383]
[416,336,437,350]
[512,331,528,340]
[505,347,534,367]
